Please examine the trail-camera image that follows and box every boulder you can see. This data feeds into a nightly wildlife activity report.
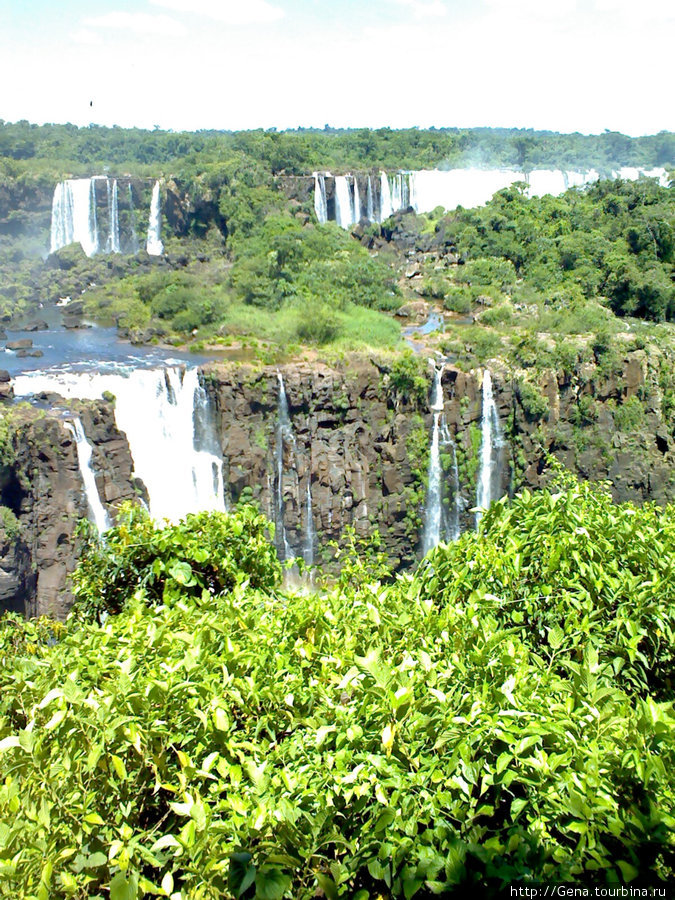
[7,339,32,350]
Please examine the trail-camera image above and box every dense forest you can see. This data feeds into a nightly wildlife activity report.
[1,120,674,176]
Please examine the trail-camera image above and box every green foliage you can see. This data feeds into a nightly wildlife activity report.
[383,352,428,408]
[517,380,550,420]
[71,503,281,619]
[0,505,20,540]
[0,480,674,897]
[441,179,675,324]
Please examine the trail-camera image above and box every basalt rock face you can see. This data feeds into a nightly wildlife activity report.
[203,359,503,569]
[204,352,675,573]
[0,401,141,618]
[511,350,675,505]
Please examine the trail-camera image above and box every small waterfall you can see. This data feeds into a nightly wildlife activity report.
[390,173,403,212]
[15,367,225,523]
[380,171,393,221]
[146,181,164,256]
[334,176,353,229]
[421,363,462,555]
[475,370,505,526]
[65,417,111,534]
[352,175,362,223]
[106,179,121,253]
[313,173,328,224]
[366,175,375,222]
[50,178,99,257]
[50,182,74,252]
[127,184,139,254]
[275,373,295,560]
[303,478,315,566]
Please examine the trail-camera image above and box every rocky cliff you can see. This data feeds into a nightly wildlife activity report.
[204,349,675,571]
[0,399,141,618]
[1,346,674,619]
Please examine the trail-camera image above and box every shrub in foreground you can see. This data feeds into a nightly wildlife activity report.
[0,482,673,897]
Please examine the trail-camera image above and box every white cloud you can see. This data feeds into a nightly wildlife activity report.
[484,0,578,19]
[391,0,448,18]
[83,11,186,37]
[71,28,103,46]
[149,0,284,25]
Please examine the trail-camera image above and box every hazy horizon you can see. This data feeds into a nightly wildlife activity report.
[1,0,673,137]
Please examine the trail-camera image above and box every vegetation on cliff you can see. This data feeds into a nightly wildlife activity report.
[1,478,674,897]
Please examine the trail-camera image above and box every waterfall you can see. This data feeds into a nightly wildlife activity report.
[390,173,403,213]
[352,175,362,223]
[314,173,328,224]
[127,184,139,254]
[380,171,393,221]
[366,175,375,222]
[106,179,121,253]
[50,178,99,257]
[65,417,111,534]
[275,373,295,560]
[475,370,505,526]
[146,181,164,256]
[14,367,225,523]
[334,176,353,229]
[421,364,460,554]
[50,182,74,252]
[303,478,315,566]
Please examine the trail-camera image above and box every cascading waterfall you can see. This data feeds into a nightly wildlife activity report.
[65,417,111,534]
[379,171,393,221]
[421,363,461,554]
[366,175,375,222]
[352,175,362,223]
[275,373,295,560]
[303,478,315,566]
[334,176,353,229]
[475,370,505,526]
[127,184,139,254]
[106,179,121,254]
[146,181,164,256]
[14,366,225,523]
[313,172,328,224]
[50,178,100,257]
[50,182,74,252]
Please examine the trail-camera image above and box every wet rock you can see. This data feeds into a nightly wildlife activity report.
[24,320,49,332]
[7,338,32,350]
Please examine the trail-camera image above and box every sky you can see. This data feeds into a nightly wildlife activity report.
[0,0,672,136]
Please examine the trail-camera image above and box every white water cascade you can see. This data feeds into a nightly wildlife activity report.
[421,364,461,555]
[366,175,375,222]
[127,184,139,254]
[303,479,315,566]
[50,178,100,257]
[106,179,121,254]
[146,181,164,256]
[352,175,362,223]
[334,176,353,229]
[475,370,505,526]
[314,172,328,224]
[314,166,668,230]
[275,374,296,560]
[379,170,393,221]
[14,367,225,523]
[65,417,111,534]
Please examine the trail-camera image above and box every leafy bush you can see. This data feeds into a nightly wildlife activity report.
[71,503,282,618]
[0,479,673,897]
[517,380,550,420]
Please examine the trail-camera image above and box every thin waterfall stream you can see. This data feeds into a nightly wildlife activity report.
[65,417,111,535]
[475,369,505,525]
